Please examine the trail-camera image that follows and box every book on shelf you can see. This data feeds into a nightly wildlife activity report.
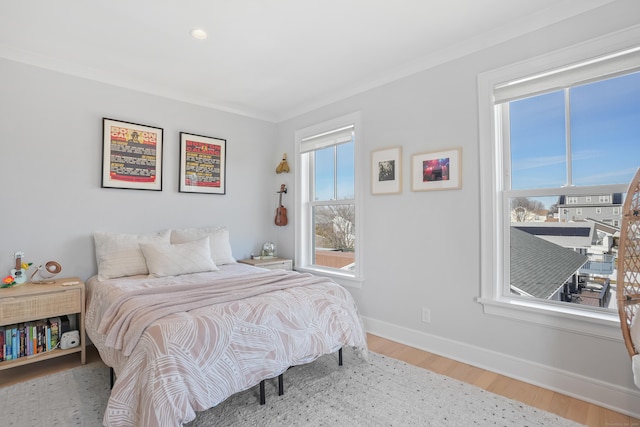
[38,322,44,353]
[5,324,17,361]
[49,316,60,349]
[19,325,26,358]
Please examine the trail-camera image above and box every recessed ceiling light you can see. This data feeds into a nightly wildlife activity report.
[191,28,207,40]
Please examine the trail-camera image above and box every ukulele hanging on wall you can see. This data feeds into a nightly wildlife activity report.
[275,184,288,226]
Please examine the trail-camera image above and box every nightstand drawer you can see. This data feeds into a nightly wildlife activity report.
[260,260,293,270]
[0,288,81,325]
[238,258,293,271]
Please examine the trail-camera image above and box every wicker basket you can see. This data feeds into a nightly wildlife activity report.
[617,168,640,358]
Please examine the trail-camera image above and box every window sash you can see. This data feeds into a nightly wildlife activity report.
[498,68,632,310]
[477,26,640,340]
[294,112,363,285]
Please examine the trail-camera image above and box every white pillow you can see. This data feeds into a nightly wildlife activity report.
[140,237,219,277]
[170,226,236,265]
[94,230,171,280]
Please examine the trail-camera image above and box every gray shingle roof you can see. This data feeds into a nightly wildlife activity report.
[510,227,588,299]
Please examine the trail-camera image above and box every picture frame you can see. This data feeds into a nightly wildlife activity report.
[371,146,402,194]
[179,132,226,194]
[411,147,462,192]
[102,118,163,191]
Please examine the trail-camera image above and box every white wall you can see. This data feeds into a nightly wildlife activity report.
[276,1,640,417]
[0,58,279,280]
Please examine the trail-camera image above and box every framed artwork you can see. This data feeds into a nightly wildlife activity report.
[411,147,462,192]
[371,146,402,194]
[102,118,163,191]
[179,132,226,194]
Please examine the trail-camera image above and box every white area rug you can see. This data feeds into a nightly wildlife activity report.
[0,349,582,426]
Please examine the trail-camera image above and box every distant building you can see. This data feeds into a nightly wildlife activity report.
[557,193,622,226]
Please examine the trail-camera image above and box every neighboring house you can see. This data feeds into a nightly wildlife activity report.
[510,227,588,301]
[557,193,622,226]
[513,221,617,277]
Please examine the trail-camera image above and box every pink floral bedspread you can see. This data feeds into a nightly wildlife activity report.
[85,263,368,427]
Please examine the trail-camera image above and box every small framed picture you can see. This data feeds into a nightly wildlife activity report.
[411,147,462,192]
[179,132,226,194]
[102,118,163,191]
[371,146,402,194]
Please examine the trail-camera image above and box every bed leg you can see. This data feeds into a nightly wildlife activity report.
[259,380,266,405]
[278,373,284,396]
[110,367,115,389]
[338,347,343,366]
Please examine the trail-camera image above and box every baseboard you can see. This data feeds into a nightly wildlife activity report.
[362,315,640,419]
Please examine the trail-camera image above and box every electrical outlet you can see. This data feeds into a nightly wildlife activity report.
[421,307,431,323]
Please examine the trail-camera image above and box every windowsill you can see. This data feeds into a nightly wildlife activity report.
[295,266,363,289]
[477,296,622,341]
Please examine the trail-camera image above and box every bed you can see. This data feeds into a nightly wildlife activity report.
[84,227,368,427]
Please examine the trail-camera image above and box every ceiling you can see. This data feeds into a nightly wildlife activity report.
[0,1,614,122]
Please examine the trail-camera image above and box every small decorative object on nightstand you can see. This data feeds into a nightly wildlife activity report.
[261,242,276,258]
[239,257,293,271]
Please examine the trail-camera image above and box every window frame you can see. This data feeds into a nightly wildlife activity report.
[294,112,364,288]
[477,27,640,340]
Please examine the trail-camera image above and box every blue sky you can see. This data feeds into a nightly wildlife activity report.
[509,71,640,203]
[314,141,355,201]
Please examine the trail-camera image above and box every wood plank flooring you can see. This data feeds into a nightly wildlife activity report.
[368,333,640,427]
[1,335,638,426]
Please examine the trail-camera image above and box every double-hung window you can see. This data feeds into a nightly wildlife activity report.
[478,29,640,338]
[295,112,363,285]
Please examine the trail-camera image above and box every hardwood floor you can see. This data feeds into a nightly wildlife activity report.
[368,333,640,427]
[1,336,638,426]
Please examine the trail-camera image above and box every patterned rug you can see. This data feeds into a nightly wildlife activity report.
[0,349,582,426]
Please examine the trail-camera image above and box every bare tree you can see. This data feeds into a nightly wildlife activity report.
[510,197,545,222]
[315,204,355,250]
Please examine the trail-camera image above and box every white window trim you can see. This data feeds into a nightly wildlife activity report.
[294,112,364,288]
[477,25,640,341]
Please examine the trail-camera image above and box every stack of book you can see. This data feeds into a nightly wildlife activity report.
[0,314,75,362]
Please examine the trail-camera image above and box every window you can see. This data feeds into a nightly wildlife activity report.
[613,207,621,215]
[478,28,640,338]
[295,112,363,285]
[595,207,602,214]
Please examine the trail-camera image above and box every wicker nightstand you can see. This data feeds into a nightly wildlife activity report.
[0,277,86,370]
[238,257,293,271]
